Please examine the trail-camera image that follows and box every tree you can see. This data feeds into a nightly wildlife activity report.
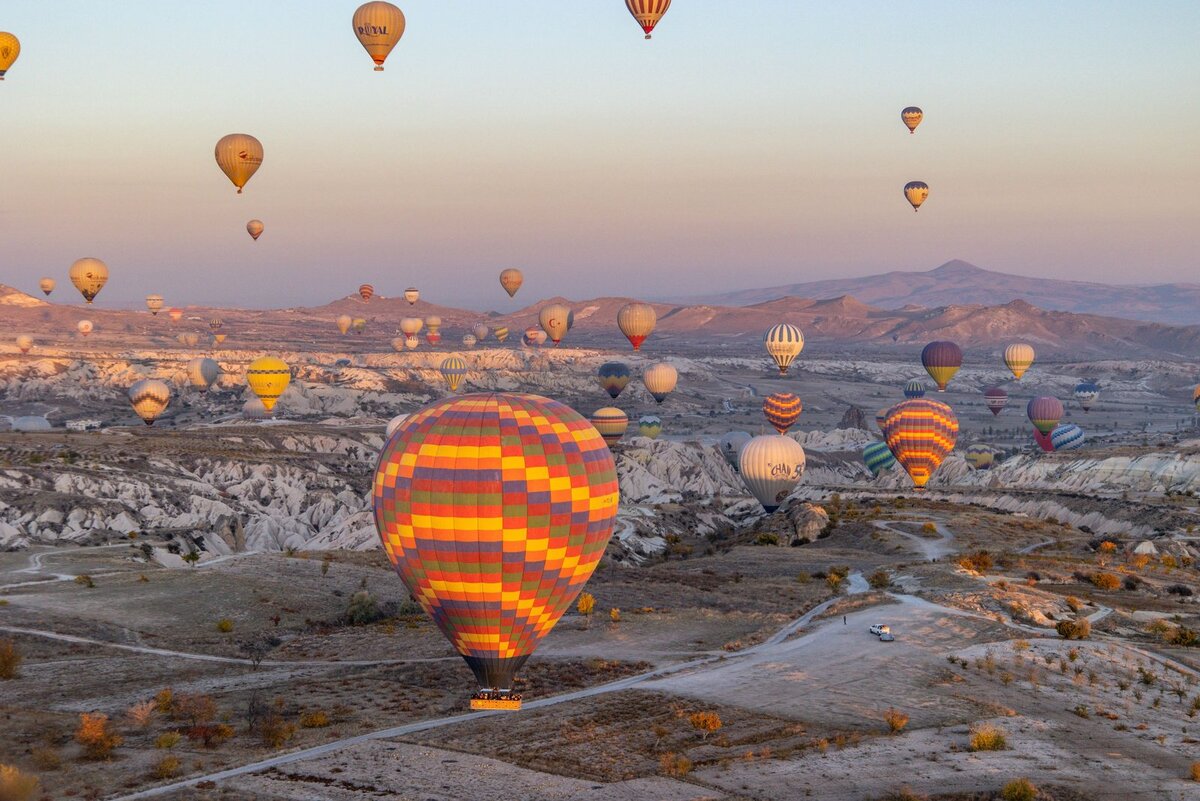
[182,550,200,567]
[0,639,21,680]
[884,708,910,734]
[1056,618,1091,640]
[577,593,596,628]
[0,764,40,801]
[688,711,722,740]
[239,634,282,671]
[76,713,123,759]
[868,570,891,590]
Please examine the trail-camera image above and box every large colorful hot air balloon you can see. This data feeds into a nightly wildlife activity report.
[473,324,489,342]
[1004,343,1035,380]
[739,435,806,512]
[440,356,468,392]
[1050,424,1086,452]
[247,357,291,412]
[1026,396,1063,435]
[904,181,929,212]
[625,0,671,39]
[617,303,656,351]
[539,304,570,345]
[214,134,263,194]
[984,386,1008,416]
[494,326,509,343]
[719,432,752,471]
[903,380,927,399]
[247,219,265,241]
[590,407,629,447]
[901,106,923,134]
[77,320,93,337]
[643,362,678,404]
[881,399,959,489]
[763,392,802,435]
[128,380,171,426]
[39,278,55,296]
[1074,381,1099,413]
[965,445,995,470]
[462,334,477,348]
[597,362,632,399]
[187,358,220,392]
[69,258,108,304]
[168,308,183,323]
[921,341,962,391]
[0,32,20,80]
[374,393,617,709]
[863,441,896,476]
[145,295,164,315]
[359,284,375,302]
[353,1,406,71]
[499,269,523,298]
[638,415,662,440]
[337,315,353,335]
[15,335,33,354]
[404,288,420,305]
[764,324,804,375]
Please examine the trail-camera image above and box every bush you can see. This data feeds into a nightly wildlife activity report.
[688,711,722,740]
[346,591,384,626]
[609,608,620,623]
[1167,584,1194,597]
[883,708,909,734]
[30,747,61,772]
[576,592,595,618]
[126,700,156,729]
[921,522,937,534]
[299,711,330,729]
[755,532,780,546]
[0,764,40,801]
[957,551,994,574]
[0,639,21,680]
[154,688,174,714]
[1000,778,1038,801]
[868,570,891,590]
[968,723,1007,752]
[74,574,95,588]
[1190,761,1200,782]
[152,755,181,780]
[1056,618,1091,640]
[215,618,234,633]
[658,752,692,777]
[1168,626,1199,647]
[154,732,181,750]
[1090,573,1121,591]
[258,714,296,748]
[76,713,123,759]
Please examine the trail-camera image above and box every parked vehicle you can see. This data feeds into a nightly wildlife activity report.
[869,624,891,636]
[880,632,895,642]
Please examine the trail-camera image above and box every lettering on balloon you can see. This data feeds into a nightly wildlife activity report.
[237,150,263,165]
[357,25,390,36]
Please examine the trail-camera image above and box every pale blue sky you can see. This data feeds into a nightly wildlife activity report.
[2,1,1198,310]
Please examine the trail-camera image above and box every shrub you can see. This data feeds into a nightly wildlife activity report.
[755,532,780,546]
[957,551,994,574]
[258,714,296,748]
[345,591,383,626]
[1000,778,1038,801]
[1167,584,1194,597]
[826,573,843,591]
[1065,596,1083,612]
[609,608,621,623]
[868,570,891,590]
[1168,626,1199,648]
[0,639,21,680]
[152,755,181,780]
[1091,573,1121,591]
[187,723,234,748]
[215,618,234,633]
[154,732,181,750]
[658,752,692,777]
[126,700,156,729]
[1097,541,1117,554]
[0,764,39,801]
[883,708,909,734]
[76,713,123,759]
[299,711,330,729]
[576,592,595,618]
[30,747,61,772]
[154,688,174,714]
[688,711,722,740]
[968,723,1007,751]
[1056,618,1091,640]
[921,522,937,534]
[1190,761,1200,782]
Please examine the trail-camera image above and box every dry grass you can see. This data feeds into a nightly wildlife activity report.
[0,764,40,801]
[883,708,910,734]
[1000,778,1038,801]
[968,723,1007,752]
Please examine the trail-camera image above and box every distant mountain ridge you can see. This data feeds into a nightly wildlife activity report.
[688,260,1200,325]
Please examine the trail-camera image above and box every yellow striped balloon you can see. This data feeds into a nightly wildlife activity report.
[589,407,629,447]
[764,324,804,375]
[901,106,923,134]
[881,399,959,489]
[904,181,929,212]
[494,326,509,343]
[1003,343,1035,380]
[247,357,291,411]
[214,134,264,194]
[440,356,468,392]
[128,380,171,426]
[625,0,671,39]
[763,392,802,435]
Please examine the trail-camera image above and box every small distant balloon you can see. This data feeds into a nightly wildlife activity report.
[77,320,93,337]
[903,380,926,399]
[637,415,662,440]
[247,356,291,412]
[16,334,33,354]
[404,288,420,305]
[472,324,489,342]
[643,362,678,404]
[128,380,171,426]
[359,284,375,302]
[539,304,571,345]
[353,2,406,71]
[763,392,802,435]
[1004,343,1035,380]
[337,315,353,335]
[145,295,164,316]
[493,326,510,343]
[904,181,929,212]
[984,386,1008,416]
[617,303,656,351]
[901,106,923,134]
[187,358,221,392]
[247,219,265,241]
[499,269,523,298]
[39,278,55,296]
[590,407,629,447]
[168,308,183,322]
[597,362,632,400]
[921,341,962,391]
[764,324,804,375]
[440,356,468,392]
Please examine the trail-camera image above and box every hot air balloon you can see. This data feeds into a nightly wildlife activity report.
[69,258,108,304]
[539,304,570,345]
[247,357,291,412]
[1027,396,1063,435]
[128,380,171,426]
[440,356,468,392]
[590,407,629,447]
[901,106,923,134]
[921,341,962,391]
[1033,430,1056,453]
[1004,343,1035,380]
[984,386,1008,416]
[77,320,93,337]
[1193,385,1199,413]
[400,317,423,341]
[209,319,223,333]
[904,181,929,211]
[424,315,442,332]
[473,324,489,342]
[522,327,542,347]
[875,407,891,433]
[462,334,477,348]
[39,278,55,296]
[168,308,183,322]
[965,445,995,470]
[391,337,406,352]
[247,219,265,241]
[617,303,656,351]
[425,331,442,346]
[638,415,662,440]
[763,392,802,435]
[625,0,671,39]
[353,318,367,335]
[213,334,227,346]
[404,288,419,305]
[643,362,678,404]
[903,380,927,399]
[242,397,271,420]
[214,134,263,194]
[881,399,959,489]
[739,435,806,512]
[187,358,220,392]
[337,315,353,335]
[499,269,523,298]
[596,362,632,400]
[145,295,164,315]
[15,335,33,354]
[353,1,406,71]
[494,326,509,343]
[764,324,804,375]
[1050,424,1086,452]
[384,413,409,439]
[359,284,374,302]
[374,393,617,709]
[1074,381,1099,412]
[182,333,200,348]
[719,432,752,471]
[863,441,896,476]
[0,32,20,80]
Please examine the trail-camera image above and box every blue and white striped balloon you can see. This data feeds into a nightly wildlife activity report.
[1050,423,1086,451]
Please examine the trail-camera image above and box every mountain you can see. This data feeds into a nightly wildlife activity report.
[689,260,1200,325]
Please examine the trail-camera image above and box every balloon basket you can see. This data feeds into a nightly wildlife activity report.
[470,692,522,711]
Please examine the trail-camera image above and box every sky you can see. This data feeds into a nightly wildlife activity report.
[2,1,1199,311]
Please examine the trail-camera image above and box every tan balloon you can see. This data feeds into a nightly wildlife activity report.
[904,181,929,212]
[38,278,55,296]
[643,362,678,404]
[16,335,33,354]
[404,287,420,305]
[77,320,94,337]
[499,268,524,298]
[539,304,570,345]
[353,2,406,72]
[247,219,265,240]
[0,32,20,80]
[337,314,353,335]
[128,379,171,426]
[617,302,657,351]
[400,317,424,335]
[214,134,264,194]
[145,295,164,315]
[739,435,807,512]
[69,258,108,304]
